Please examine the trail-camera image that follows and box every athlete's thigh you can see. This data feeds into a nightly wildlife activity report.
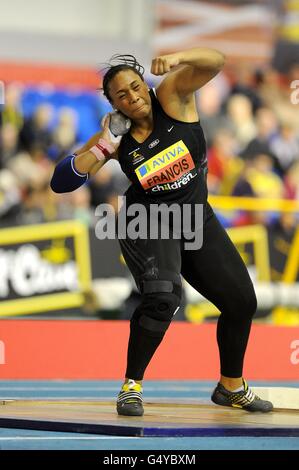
[119,234,182,290]
[181,206,252,308]
[117,203,182,289]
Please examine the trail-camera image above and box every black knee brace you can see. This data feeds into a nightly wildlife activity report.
[134,271,182,334]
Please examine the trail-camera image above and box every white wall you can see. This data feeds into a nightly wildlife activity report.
[0,0,153,40]
[0,0,154,65]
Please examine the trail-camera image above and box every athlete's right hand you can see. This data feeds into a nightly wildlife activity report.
[88,113,122,162]
[101,113,122,149]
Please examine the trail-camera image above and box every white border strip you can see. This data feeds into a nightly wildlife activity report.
[71,156,88,178]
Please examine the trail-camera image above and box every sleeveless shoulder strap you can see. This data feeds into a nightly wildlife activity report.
[149,88,164,115]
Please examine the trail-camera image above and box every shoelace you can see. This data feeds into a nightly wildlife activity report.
[117,391,143,404]
[117,380,143,404]
[228,381,257,406]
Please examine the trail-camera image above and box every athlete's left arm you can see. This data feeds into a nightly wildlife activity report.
[151,47,225,97]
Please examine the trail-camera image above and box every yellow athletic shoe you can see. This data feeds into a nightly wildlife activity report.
[116,379,144,416]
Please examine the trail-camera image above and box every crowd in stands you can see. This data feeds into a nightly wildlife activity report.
[0,60,298,233]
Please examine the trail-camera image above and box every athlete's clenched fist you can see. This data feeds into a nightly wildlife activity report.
[150,53,182,76]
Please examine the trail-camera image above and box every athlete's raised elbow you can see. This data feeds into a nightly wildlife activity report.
[215,52,226,70]
[219,52,226,69]
[50,155,88,193]
[50,178,66,193]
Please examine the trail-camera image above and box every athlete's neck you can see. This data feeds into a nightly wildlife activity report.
[131,111,154,141]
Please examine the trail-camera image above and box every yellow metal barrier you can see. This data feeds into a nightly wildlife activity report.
[209,196,299,213]
[0,221,92,316]
[186,196,299,324]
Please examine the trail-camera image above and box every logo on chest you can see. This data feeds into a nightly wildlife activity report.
[129,149,145,165]
[148,139,160,149]
[135,140,195,190]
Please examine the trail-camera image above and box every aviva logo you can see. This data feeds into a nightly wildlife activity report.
[136,140,188,179]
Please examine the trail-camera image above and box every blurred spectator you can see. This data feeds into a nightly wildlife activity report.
[21,180,52,225]
[256,66,284,107]
[197,82,231,146]
[207,128,243,195]
[226,94,257,151]
[243,107,278,152]
[0,123,19,169]
[1,82,24,130]
[48,107,78,162]
[19,104,54,154]
[270,119,299,173]
[234,153,283,200]
[0,169,22,226]
[4,149,54,225]
[228,63,263,114]
[271,0,299,74]
[232,153,284,226]
[284,160,299,199]
[69,186,93,226]
[241,107,281,173]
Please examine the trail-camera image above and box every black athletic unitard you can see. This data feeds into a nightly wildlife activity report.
[117,89,257,380]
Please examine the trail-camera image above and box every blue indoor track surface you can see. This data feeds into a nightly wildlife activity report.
[0,380,298,450]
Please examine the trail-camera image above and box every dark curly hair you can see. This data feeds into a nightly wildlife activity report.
[100,54,145,103]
